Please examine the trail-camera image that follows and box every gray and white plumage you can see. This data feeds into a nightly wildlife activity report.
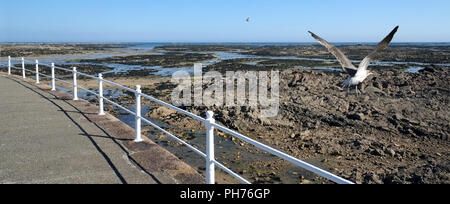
[308,26,399,93]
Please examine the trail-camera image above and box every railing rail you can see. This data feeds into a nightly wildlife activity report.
[3,56,354,184]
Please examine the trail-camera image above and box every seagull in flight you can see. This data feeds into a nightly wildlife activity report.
[308,26,399,94]
[246,17,250,22]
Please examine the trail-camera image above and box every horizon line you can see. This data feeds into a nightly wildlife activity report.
[1,41,450,44]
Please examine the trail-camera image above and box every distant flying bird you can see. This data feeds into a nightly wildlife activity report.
[246,17,250,22]
[308,26,399,94]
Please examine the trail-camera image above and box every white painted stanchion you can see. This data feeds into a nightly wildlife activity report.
[8,56,11,75]
[51,63,56,91]
[205,111,216,184]
[35,60,40,84]
[72,67,78,100]
[98,74,105,116]
[22,57,26,78]
[134,85,143,142]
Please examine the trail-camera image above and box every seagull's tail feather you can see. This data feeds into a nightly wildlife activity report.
[341,78,352,88]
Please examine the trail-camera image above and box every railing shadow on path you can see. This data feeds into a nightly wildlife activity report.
[5,76,163,184]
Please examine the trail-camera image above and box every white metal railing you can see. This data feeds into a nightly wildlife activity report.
[3,56,354,184]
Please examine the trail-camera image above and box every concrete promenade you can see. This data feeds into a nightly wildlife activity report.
[0,73,204,184]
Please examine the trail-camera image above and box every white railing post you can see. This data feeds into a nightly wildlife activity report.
[134,85,143,142]
[98,74,105,116]
[205,111,216,184]
[22,57,26,78]
[51,63,56,91]
[7,56,11,75]
[35,60,40,84]
[72,67,78,100]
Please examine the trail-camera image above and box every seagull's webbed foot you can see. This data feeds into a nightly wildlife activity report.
[343,85,349,93]
[355,86,361,95]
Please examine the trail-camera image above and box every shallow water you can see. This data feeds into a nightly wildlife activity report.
[3,43,449,77]
[405,66,425,73]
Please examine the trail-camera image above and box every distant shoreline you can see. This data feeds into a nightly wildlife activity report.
[2,42,450,46]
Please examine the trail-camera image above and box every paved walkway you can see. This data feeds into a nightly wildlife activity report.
[0,74,203,184]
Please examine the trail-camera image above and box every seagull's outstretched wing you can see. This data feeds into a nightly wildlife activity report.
[358,26,399,71]
[308,31,357,73]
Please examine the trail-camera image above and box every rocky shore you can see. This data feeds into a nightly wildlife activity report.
[135,65,449,184]
[1,43,127,57]
[2,43,449,184]
[239,45,450,64]
[79,52,216,68]
[154,44,450,64]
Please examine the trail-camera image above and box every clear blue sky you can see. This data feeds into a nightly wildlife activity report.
[1,0,449,42]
